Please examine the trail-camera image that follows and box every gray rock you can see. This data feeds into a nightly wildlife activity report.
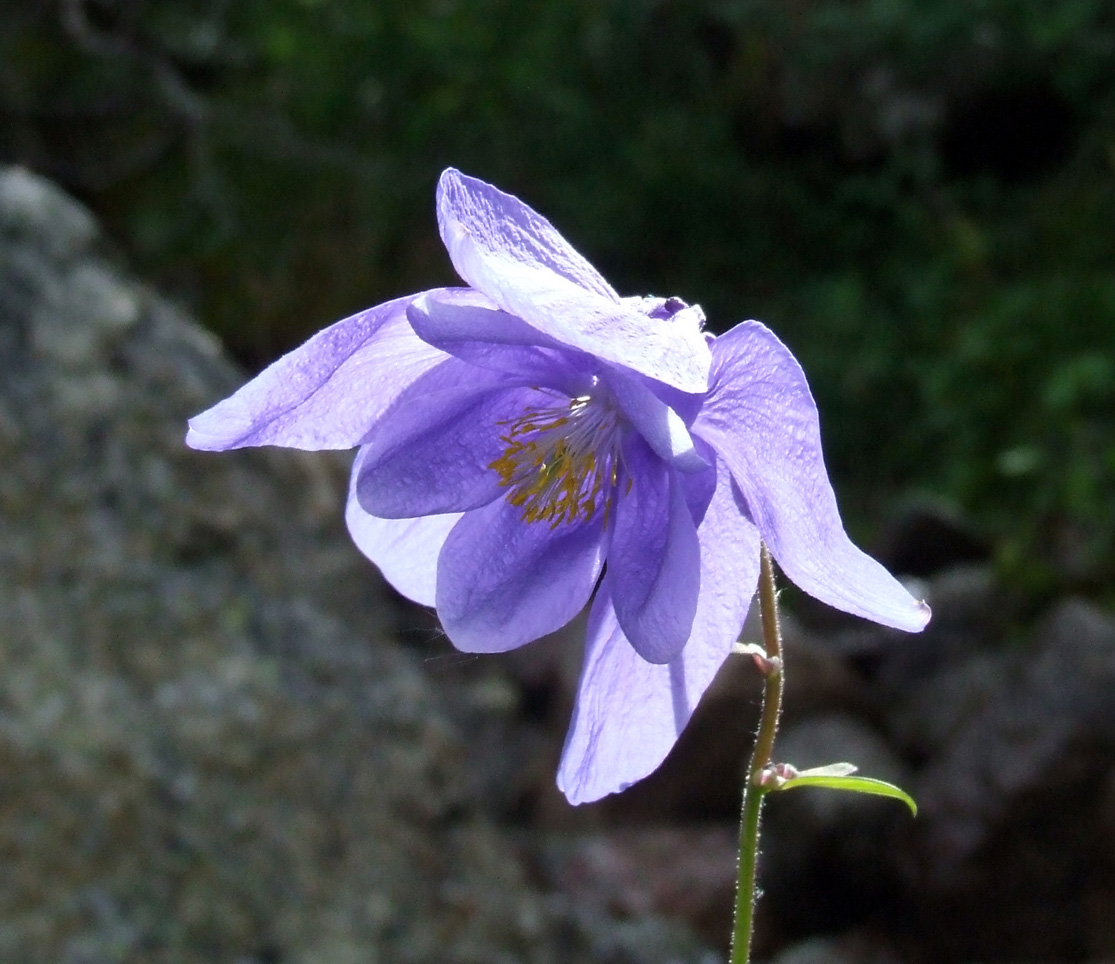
[899,598,1115,962]
[915,598,1115,877]
[0,166,98,260]
[532,827,737,950]
[0,165,703,964]
[885,649,1008,759]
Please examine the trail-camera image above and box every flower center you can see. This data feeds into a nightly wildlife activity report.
[489,392,624,527]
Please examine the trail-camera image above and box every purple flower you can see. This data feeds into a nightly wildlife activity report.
[187,169,929,804]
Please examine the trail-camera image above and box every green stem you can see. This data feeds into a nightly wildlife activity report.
[729,543,785,964]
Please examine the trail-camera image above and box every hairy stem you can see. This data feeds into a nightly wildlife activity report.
[730,543,785,964]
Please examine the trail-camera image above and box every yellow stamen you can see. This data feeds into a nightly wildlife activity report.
[489,394,622,527]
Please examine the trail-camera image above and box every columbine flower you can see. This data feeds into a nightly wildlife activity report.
[187,168,929,804]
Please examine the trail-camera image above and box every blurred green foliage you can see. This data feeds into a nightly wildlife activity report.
[3,0,1114,597]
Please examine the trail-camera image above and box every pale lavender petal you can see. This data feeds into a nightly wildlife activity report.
[607,438,701,664]
[621,295,688,319]
[605,367,706,472]
[436,169,712,393]
[345,449,461,606]
[679,437,718,521]
[435,499,606,653]
[186,293,446,451]
[407,290,590,393]
[622,295,708,340]
[437,168,619,301]
[409,288,565,349]
[558,461,761,805]
[356,362,542,518]
[685,458,762,656]
[695,321,931,632]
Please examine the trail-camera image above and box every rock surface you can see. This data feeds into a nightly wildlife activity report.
[899,598,1115,962]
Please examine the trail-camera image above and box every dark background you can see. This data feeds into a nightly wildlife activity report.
[3,0,1114,604]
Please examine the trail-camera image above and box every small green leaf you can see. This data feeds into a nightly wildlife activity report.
[774,765,917,816]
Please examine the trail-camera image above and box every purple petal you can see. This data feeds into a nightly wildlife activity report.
[437,169,619,301]
[679,457,762,676]
[408,290,591,394]
[186,294,445,451]
[679,438,718,522]
[605,367,707,472]
[345,450,461,606]
[694,321,931,632]
[557,461,761,805]
[435,498,606,653]
[409,288,564,349]
[606,437,701,663]
[356,359,543,518]
[436,169,712,393]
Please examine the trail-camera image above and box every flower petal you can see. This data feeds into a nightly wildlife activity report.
[607,437,701,664]
[409,288,563,349]
[680,458,762,679]
[437,168,619,301]
[437,169,712,393]
[407,289,590,394]
[435,498,606,653]
[345,449,461,606]
[557,461,761,805]
[186,294,445,451]
[695,321,931,632]
[356,359,543,518]
[605,367,707,472]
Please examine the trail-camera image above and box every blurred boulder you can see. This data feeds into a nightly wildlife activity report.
[883,650,1006,763]
[914,598,1115,877]
[819,563,1003,705]
[900,598,1115,962]
[532,827,738,952]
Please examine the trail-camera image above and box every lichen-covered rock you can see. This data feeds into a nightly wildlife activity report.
[532,827,738,949]
[0,167,712,964]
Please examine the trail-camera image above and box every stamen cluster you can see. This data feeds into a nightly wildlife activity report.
[489,393,621,527]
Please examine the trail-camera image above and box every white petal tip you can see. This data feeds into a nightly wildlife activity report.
[912,598,932,630]
[184,422,227,451]
[556,773,627,807]
[886,598,932,633]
